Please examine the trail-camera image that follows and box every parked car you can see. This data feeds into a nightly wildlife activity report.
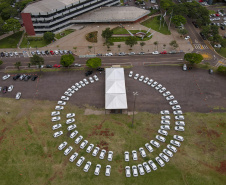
[76,156,85,167]
[143,77,149,83]
[2,74,10,80]
[86,144,94,153]
[137,164,145,175]
[66,113,75,118]
[163,91,171,97]
[75,135,83,144]
[175,115,185,120]
[150,140,160,148]
[138,52,145,55]
[167,144,177,153]
[83,78,89,85]
[106,53,113,56]
[132,165,138,177]
[158,129,168,136]
[70,130,78,138]
[160,110,169,115]
[92,147,100,156]
[159,153,170,162]
[161,120,170,125]
[185,36,190,40]
[13,74,20,80]
[155,84,162,90]
[156,135,166,142]
[155,156,165,167]
[132,150,138,160]
[173,110,183,115]
[89,77,94,83]
[94,164,101,175]
[134,73,139,80]
[85,71,93,76]
[139,75,144,82]
[128,52,136,55]
[145,143,153,153]
[169,100,178,105]
[175,121,185,126]
[173,135,184,142]
[152,51,159,54]
[53,64,61,68]
[55,106,64,110]
[166,95,174,101]
[163,149,173,157]
[183,64,187,71]
[8,85,13,92]
[31,75,38,81]
[83,161,92,172]
[147,79,154,85]
[172,105,181,110]
[161,115,170,120]
[108,151,113,161]
[125,166,131,177]
[170,140,181,147]
[105,165,111,176]
[151,81,158,87]
[24,75,31,81]
[99,149,106,159]
[61,96,69,101]
[67,124,76,131]
[93,75,99,81]
[80,140,88,149]
[118,52,126,56]
[51,116,61,122]
[129,71,133,77]
[148,160,157,171]
[139,147,146,157]
[58,141,67,150]
[175,126,185,131]
[69,152,78,162]
[160,51,167,54]
[66,118,75,124]
[160,125,170,130]
[15,92,21,100]
[64,146,73,156]
[124,151,129,161]
[159,87,166,93]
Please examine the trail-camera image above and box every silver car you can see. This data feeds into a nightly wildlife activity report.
[132,165,138,177]
[156,135,166,142]
[145,143,153,153]
[150,140,160,148]
[132,150,138,160]
[137,164,145,175]
[70,130,78,138]
[124,151,129,161]
[67,124,76,131]
[175,121,185,126]
[166,95,174,100]
[86,144,94,153]
[105,165,111,176]
[175,126,185,131]
[92,147,100,156]
[173,135,184,142]
[76,156,85,167]
[125,166,131,177]
[148,160,157,171]
[108,151,113,161]
[143,162,151,173]
[155,156,165,167]
[75,135,83,144]
[80,140,88,149]
[139,147,146,157]
[159,153,170,162]
[94,164,101,175]
[167,144,177,153]
[69,152,78,162]
[64,146,73,156]
[83,161,92,172]
[170,140,181,147]
[99,149,106,159]
[158,129,168,136]
[52,124,62,130]
[163,149,173,158]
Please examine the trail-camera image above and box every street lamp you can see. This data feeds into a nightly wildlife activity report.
[132,91,138,128]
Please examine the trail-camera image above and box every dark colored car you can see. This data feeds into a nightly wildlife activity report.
[97,67,104,71]
[13,74,21,80]
[3,86,8,94]
[1,52,5,57]
[45,50,49,55]
[46,65,53,68]
[209,69,213,74]
[31,75,38,81]
[192,22,199,28]
[68,50,73,54]
[220,26,225,30]
[200,32,206,40]
[85,71,93,76]
[24,75,31,81]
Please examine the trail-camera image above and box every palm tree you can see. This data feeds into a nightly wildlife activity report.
[140,42,146,50]
[154,41,158,50]
[14,61,21,70]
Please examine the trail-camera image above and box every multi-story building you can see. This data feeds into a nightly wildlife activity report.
[21,0,120,35]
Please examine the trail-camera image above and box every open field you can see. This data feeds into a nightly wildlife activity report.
[0,97,225,185]
[0,31,23,49]
[20,37,51,48]
[215,47,226,58]
[55,30,74,40]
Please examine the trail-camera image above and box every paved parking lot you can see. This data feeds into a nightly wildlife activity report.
[1,66,226,113]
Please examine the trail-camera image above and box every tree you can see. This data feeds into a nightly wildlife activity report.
[160,0,174,10]
[0,60,3,66]
[125,36,138,49]
[140,42,146,50]
[30,54,44,71]
[154,41,158,50]
[184,53,203,65]
[177,29,188,37]
[117,44,121,51]
[14,61,21,70]
[169,40,179,50]
[217,66,226,74]
[212,34,222,44]
[86,57,101,69]
[2,18,21,33]
[60,54,74,67]
[105,40,114,50]
[0,2,17,20]
[101,28,113,41]
[171,15,186,27]
[43,32,55,42]
[201,26,210,38]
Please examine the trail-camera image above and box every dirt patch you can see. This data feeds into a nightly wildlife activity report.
[216,160,226,174]
[118,165,123,174]
[196,127,220,139]
[2,118,6,123]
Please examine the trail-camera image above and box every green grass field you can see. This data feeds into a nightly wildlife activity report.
[55,30,74,40]
[141,16,171,35]
[0,98,225,185]
[215,47,226,58]
[0,31,23,48]
[20,37,51,48]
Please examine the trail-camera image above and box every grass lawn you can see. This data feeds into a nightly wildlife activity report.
[208,10,216,15]
[20,37,51,48]
[0,97,225,185]
[0,31,23,48]
[141,16,171,35]
[215,47,226,58]
[55,29,74,39]
[112,27,129,35]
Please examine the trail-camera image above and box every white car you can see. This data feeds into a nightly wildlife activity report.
[94,164,101,175]
[80,140,88,149]
[70,130,78,138]
[106,52,113,56]
[151,81,158,87]
[51,111,60,116]
[53,131,63,138]
[132,150,138,160]
[51,116,61,122]
[55,106,64,110]
[57,101,66,106]
[52,124,62,130]
[86,144,94,153]
[66,113,75,118]
[76,156,85,167]
[143,162,151,173]
[99,149,106,159]
[108,151,113,161]
[75,135,83,144]
[160,110,169,115]
[64,91,72,97]
[155,156,165,167]
[83,78,89,85]
[92,147,100,156]
[93,75,99,81]
[148,160,157,171]
[125,166,131,177]
[161,120,170,125]
[64,146,73,156]
[137,164,145,175]
[61,96,69,101]
[145,143,153,153]
[89,77,94,83]
[185,36,190,40]
[132,165,138,177]
[75,83,82,88]
[160,125,170,130]
[105,165,111,176]
[143,77,149,83]
[170,140,181,147]
[159,153,170,162]
[159,87,166,93]
[167,144,177,153]
[175,126,185,131]
[156,135,166,142]
[54,50,59,55]
[172,105,181,110]
[161,115,170,120]
[134,73,139,80]
[163,91,171,97]
[79,81,85,87]
[173,110,183,115]
[163,149,173,158]
[67,124,76,131]
[150,140,160,148]
[152,51,159,54]
[15,92,21,100]
[2,74,10,80]
[69,152,78,162]
[58,141,67,150]
[173,135,184,142]
[175,121,185,126]
[83,161,91,172]
[8,85,13,92]
[139,147,147,157]
[169,100,178,105]
[125,151,129,161]
[147,79,154,85]
[175,115,184,120]
[129,71,133,77]
[158,129,168,136]
[166,95,174,101]
[155,84,162,90]
[66,118,75,124]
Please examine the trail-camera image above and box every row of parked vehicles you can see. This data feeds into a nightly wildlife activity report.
[105,51,177,56]
[31,50,73,56]
[1,51,19,57]
[2,74,38,81]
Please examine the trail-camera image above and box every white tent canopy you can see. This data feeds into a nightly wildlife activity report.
[105,68,128,110]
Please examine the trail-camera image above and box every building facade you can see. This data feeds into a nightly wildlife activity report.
[21,0,120,35]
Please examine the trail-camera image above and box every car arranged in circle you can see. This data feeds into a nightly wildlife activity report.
[94,164,101,175]
[169,100,178,105]
[67,124,76,131]
[76,156,85,167]
[99,149,106,159]
[108,151,113,161]
[58,141,67,150]
[143,77,149,83]
[132,165,138,177]
[92,147,100,156]
[166,95,174,100]
[151,81,158,87]
[66,113,75,118]
[147,79,154,85]
[69,152,78,162]
[163,91,171,97]
[161,120,170,125]
[89,77,94,83]
[53,131,63,138]
[51,111,60,116]
[134,73,139,80]
[52,124,62,130]
[156,135,166,142]
[75,135,83,144]
[163,149,173,158]
[83,161,92,172]
[129,71,133,77]
[175,121,185,126]
[143,162,151,173]
[167,144,177,153]
[86,144,94,153]
[125,166,131,177]
[55,106,64,110]
[170,140,181,147]
[173,110,183,115]
[148,160,157,171]
[158,129,168,136]
[80,140,88,149]
[150,140,160,148]
[175,126,185,131]
[70,130,78,138]
[159,153,170,162]
[52,116,61,122]
[58,101,66,106]
[132,150,138,160]
[139,147,146,157]
[155,156,165,167]
[145,143,153,153]
[159,87,166,93]
[160,125,170,130]
[124,151,129,161]
[137,164,145,175]
[66,118,75,124]
[173,135,184,142]
[105,165,111,176]
[8,85,13,92]
[93,75,99,81]
[64,146,73,156]
[61,96,69,101]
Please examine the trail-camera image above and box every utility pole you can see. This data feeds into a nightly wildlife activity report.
[132,92,138,128]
